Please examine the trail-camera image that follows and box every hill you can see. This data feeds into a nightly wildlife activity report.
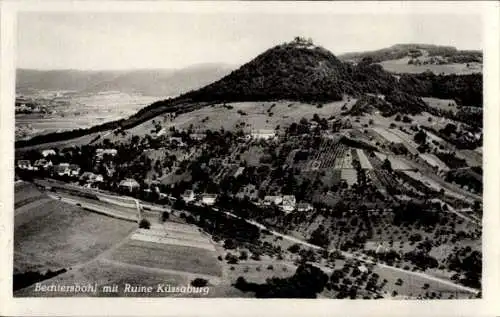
[15,38,483,148]
[16,64,234,97]
[339,44,482,64]
[184,37,397,103]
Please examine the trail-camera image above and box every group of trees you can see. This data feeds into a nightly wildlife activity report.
[234,264,328,298]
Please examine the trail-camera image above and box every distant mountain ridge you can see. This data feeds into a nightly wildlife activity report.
[338,44,482,64]
[16,64,235,97]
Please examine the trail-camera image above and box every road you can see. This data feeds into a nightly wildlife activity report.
[43,179,480,296]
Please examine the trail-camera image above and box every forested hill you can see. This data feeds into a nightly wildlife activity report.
[338,44,483,64]
[183,38,397,103]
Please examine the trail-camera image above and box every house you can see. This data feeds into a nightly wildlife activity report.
[281,195,296,213]
[41,149,56,157]
[358,265,368,273]
[80,171,96,182]
[250,129,276,140]
[34,159,53,170]
[233,166,245,178]
[119,178,140,192]
[375,243,389,254]
[297,202,314,212]
[55,163,70,176]
[17,160,31,170]
[69,164,81,177]
[96,148,117,159]
[201,193,218,206]
[189,133,206,141]
[169,137,186,147]
[263,195,283,206]
[181,190,195,203]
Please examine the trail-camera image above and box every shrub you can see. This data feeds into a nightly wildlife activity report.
[139,219,151,229]
[191,278,208,287]
[288,244,301,254]
[239,251,248,260]
[161,211,169,222]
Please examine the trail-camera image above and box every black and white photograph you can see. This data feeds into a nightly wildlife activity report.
[2,1,499,313]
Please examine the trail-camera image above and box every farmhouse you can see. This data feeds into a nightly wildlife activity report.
[282,195,297,212]
[34,159,53,170]
[250,129,276,140]
[181,190,195,203]
[201,193,218,206]
[358,265,368,273]
[169,137,186,147]
[263,195,283,206]
[96,148,118,159]
[17,160,32,170]
[189,133,206,140]
[54,163,71,176]
[80,171,95,181]
[119,178,140,192]
[41,149,56,157]
[69,164,81,177]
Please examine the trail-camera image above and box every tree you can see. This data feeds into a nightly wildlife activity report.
[239,251,248,260]
[288,244,301,254]
[382,158,392,171]
[161,211,169,222]
[139,219,151,229]
[191,278,208,287]
[414,130,427,144]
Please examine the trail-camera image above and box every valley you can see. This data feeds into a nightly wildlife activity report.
[13,38,483,299]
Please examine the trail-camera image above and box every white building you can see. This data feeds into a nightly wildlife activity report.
[42,149,56,157]
[181,190,195,203]
[264,195,283,206]
[282,195,296,212]
[34,159,53,170]
[201,194,218,206]
[119,178,140,192]
[250,129,276,140]
[69,164,81,177]
[55,163,70,176]
[96,148,117,159]
[17,160,32,170]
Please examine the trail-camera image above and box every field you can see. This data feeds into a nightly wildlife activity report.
[374,152,412,170]
[105,222,221,278]
[456,150,482,167]
[14,197,136,273]
[372,265,476,299]
[115,98,358,142]
[15,182,46,208]
[418,153,449,171]
[16,92,160,141]
[372,127,402,144]
[379,58,482,75]
[356,149,373,170]
[14,259,200,297]
[422,97,458,113]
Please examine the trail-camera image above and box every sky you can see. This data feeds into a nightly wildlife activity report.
[17,11,483,70]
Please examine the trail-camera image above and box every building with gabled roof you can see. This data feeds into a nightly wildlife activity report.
[119,178,140,192]
[181,190,195,202]
[201,193,218,206]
